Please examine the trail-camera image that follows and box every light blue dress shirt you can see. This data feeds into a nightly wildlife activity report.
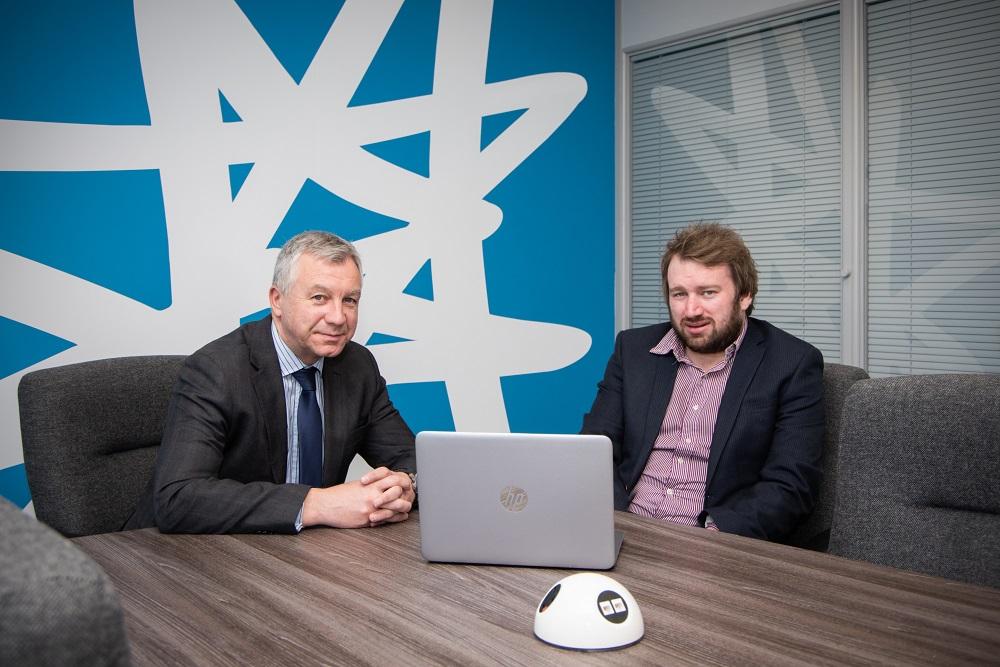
[271,323,325,531]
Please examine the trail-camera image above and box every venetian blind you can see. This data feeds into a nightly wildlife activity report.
[630,8,842,361]
[867,0,1000,374]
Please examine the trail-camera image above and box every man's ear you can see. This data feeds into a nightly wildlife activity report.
[268,286,282,317]
[739,293,753,313]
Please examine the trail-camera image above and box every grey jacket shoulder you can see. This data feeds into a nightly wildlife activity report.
[187,316,272,369]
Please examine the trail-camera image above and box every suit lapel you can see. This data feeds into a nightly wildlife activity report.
[246,317,289,483]
[321,351,348,485]
[640,352,680,470]
[706,319,765,486]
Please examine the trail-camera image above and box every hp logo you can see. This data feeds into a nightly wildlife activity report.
[499,486,528,512]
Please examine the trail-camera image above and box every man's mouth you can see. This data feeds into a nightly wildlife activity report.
[684,320,711,335]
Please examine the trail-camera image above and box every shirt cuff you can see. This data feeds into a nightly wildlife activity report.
[704,515,720,532]
[295,506,304,533]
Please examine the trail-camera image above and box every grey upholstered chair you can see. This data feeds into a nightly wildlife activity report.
[786,362,869,551]
[18,355,185,537]
[829,373,1000,588]
[0,498,131,666]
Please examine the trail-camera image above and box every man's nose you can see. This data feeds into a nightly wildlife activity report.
[684,296,704,318]
[324,301,347,325]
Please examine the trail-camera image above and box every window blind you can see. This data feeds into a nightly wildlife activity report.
[867,0,1000,375]
[630,8,842,361]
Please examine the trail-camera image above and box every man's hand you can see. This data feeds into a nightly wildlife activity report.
[361,466,415,504]
[301,467,414,528]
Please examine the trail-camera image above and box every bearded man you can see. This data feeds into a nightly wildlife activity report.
[582,222,824,541]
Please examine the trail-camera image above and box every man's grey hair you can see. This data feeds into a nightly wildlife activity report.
[272,230,362,293]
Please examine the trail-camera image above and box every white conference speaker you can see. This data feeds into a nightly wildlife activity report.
[533,572,644,651]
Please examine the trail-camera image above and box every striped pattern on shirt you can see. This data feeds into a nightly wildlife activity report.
[271,323,325,484]
[628,320,747,525]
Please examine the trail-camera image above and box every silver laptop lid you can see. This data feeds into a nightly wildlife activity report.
[416,431,619,569]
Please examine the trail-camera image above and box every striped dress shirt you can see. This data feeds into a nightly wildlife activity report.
[271,323,325,484]
[628,320,747,526]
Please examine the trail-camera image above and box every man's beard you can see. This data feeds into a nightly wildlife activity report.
[671,298,745,355]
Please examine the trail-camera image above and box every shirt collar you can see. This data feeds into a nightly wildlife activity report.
[271,322,324,377]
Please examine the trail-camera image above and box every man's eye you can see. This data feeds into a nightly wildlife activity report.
[344,297,359,305]
[703,290,717,297]
[311,295,327,302]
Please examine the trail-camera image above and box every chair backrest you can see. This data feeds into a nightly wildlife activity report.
[829,373,1000,588]
[0,497,131,666]
[18,356,185,537]
[786,362,869,551]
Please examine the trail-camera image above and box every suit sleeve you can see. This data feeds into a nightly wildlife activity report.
[355,350,416,474]
[153,353,308,534]
[705,346,825,540]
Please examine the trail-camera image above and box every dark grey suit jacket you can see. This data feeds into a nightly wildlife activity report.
[125,316,415,534]
[582,317,824,541]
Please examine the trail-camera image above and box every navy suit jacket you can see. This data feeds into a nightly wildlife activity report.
[582,317,824,541]
[125,316,415,534]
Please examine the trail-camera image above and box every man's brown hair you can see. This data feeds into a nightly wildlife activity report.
[661,222,759,316]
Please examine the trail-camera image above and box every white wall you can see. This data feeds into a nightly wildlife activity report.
[620,0,813,50]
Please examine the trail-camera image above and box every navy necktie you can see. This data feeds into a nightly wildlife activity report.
[292,367,323,487]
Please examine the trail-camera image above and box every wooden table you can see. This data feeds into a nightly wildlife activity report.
[73,512,1000,666]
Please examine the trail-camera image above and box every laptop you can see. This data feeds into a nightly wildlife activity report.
[416,431,623,569]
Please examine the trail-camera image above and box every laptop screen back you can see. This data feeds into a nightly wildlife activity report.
[416,431,619,569]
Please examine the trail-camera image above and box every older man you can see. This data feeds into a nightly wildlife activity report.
[583,223,824,541]
[125,231,415,533]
